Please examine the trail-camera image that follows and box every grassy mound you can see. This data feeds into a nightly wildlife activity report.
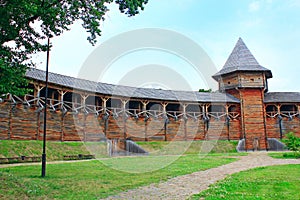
[0,140,107,161]
[137,140,239,155]
[0,139,240,162]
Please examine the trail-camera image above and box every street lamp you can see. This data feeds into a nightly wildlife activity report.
[42,37,50,177]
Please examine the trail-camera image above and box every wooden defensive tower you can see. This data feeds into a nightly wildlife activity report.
[213,38,273,150]
[2,38,300,151]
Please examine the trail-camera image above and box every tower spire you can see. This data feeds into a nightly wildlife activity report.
[212,38,272,81]
[223,37,260,68]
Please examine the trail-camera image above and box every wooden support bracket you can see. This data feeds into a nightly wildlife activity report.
[34,84,44,98]
[101,97,109,111]
[161,102,168,114]
[80,93,89,106]
[277,104,281,115]
[121,99,129,110]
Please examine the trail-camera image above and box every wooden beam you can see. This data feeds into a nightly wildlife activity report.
[58,90,67,111]
[34,84,44,98]
[36,111,40,140]
[121,99,129,149]
[101,97,109,109]
[8,103,12,140]
[238,88,246,150]
[161,102,168,112]
[141,100,148,110]
[277,104,281,115]
[162,102,168,141]
[61,111,64,142]
[261,88,268,150]
[57,90,67,101]
[83,114,87,142]
[101,97,109,137]
[121,99,129,110]
[202,105,207,139]
[80,93,89,106]
[183,104,187,141]
[225,104,230,141]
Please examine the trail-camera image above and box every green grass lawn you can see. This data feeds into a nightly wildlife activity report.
[269,152,300,159]
[0,155,236,199]
[0,140,240,162]
[137,140,239,155]
[190,164,300,200]
[0,140,107,161]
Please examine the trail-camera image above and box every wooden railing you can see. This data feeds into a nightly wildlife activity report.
[3,94,240,121]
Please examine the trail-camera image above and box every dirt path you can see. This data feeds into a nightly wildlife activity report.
[103,152,300,200]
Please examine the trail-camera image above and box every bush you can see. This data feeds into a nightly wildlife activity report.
[283,132,300,157]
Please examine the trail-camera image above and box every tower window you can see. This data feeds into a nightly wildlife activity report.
[250,78,254,81]
[228,81,231,84]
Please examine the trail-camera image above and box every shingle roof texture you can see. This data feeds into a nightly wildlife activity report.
[26,68,240,103]
[212,38,272,80]
[264,92,300,103]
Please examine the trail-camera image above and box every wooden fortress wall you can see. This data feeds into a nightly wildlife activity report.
[266,117,300,138]
[0,101,242,142]
[239,89,267,150]
[1,101,299,145]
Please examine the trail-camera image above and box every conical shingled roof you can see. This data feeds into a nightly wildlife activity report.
[212,38,272,80]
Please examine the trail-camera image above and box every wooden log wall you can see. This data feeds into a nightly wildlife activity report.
[126,117,147,141]
[239,89,267,150]
[266,117,280,138]
[239,73,265,88]
[186,120,200,140]
[0,102,10,139]
[0,101,244,143]
[266,117,300,138]
[84,114,106,141]
[6,95,300,151]
[4,97,300,150]
[167,118,184,141]
[281,118,300,136]
[219,72,265,92]
[38,110,62,141]
[229,120,241,140]
[62,113,81,141]
[206,119,227,140]
[11,104,38,140]
[106,117,124,139]
[145,118,165,141]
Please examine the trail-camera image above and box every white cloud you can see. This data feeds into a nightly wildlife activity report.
[288,0,300,7]
[249,1,261,12]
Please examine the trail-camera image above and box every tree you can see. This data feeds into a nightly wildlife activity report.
[199,88,212,93]
[0,0,148,95]
[283,132,300,157]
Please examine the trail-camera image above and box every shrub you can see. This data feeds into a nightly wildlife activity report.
[283,132,300,157]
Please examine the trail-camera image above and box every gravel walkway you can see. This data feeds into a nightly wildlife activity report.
[103,152,300,200]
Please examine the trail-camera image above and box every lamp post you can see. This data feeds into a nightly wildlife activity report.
[42,37,50,177]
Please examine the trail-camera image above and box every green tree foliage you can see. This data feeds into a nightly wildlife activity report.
[199,88,212,93]
[283,132,300,155]
[0,0,148,95]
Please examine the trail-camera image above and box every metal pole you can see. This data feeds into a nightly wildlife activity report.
[42,37,50,177]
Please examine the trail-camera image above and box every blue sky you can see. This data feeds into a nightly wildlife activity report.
[34,0,300,92]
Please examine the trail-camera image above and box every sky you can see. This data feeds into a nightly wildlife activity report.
[33,0,300,92]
